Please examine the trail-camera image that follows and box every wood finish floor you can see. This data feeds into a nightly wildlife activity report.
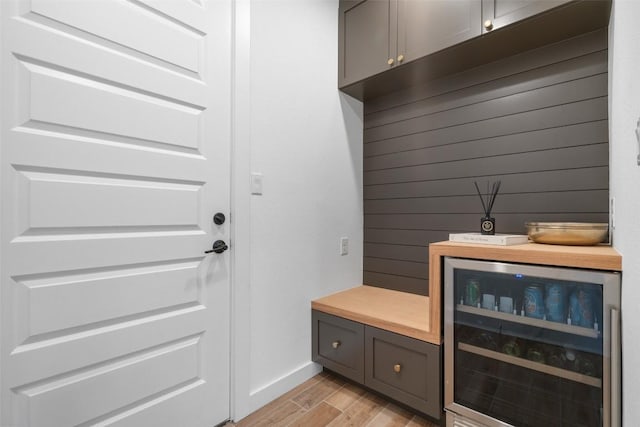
[228,370,439,427]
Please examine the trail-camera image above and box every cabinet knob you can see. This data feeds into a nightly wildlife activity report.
[387,58,394,66]
[397,54,404,63]
[393,364,401,373]
[484,19,493,30]
[332,341,341,349]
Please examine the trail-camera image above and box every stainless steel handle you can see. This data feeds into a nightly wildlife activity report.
[611,307,621,427]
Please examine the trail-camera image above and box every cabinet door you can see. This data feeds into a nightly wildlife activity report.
[482,0,572,33]
[312,310,365,383]
[397,0,481,64]
[339,0,398,87]
[365,326,441,418]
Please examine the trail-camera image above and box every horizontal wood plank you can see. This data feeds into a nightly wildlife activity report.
[364,243,428,263]
[363,257,428,280]
[364,190,609,215]
[365,229,450,247]
[364,167,608,200]
[364,144,608,185]
[363,272,428,297]
[365,213,608,234]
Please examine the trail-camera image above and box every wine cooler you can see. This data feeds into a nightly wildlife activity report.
[444,257,621,427]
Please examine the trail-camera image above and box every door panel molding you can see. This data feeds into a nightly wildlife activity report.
[1,0,231,425]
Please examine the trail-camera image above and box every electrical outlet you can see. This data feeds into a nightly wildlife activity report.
[611,197,616,230]
[340,237,348,256]
[636,117,640,165]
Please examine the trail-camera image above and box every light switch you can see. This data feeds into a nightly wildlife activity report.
[251,173,263,195]
[340,237,348,256]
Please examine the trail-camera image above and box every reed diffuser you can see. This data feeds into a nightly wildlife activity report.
[474,180,501,235]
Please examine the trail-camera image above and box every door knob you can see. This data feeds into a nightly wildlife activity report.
[484,19,493,30]
[205,240,228,254]
[213,212,226,225]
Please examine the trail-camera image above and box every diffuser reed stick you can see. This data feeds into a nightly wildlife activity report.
[474,180,501,234]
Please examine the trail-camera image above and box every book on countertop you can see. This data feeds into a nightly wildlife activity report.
[448,232,530,246]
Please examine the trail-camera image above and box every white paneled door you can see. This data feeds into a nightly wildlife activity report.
[0,0,231,426]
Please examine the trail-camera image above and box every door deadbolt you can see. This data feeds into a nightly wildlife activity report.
[213,213,226,225]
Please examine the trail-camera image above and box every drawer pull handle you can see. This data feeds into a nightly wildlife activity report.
[332,341,341,349]
[393,364,401,373]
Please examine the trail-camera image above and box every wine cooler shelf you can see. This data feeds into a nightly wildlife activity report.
[456,304,600,338]
[458,342,602,388]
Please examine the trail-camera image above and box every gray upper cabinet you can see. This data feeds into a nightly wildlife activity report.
[339,0,610,100]
[397,0,481,65]
[339,0,481,88]
[481,0,572,33]
[339,0,397,88]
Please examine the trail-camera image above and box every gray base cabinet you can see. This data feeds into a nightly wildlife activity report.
[365,326,441,417]
[312,310,365,383]
[312,310,442,419]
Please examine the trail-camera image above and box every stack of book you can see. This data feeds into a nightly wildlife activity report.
[448,233,529,246]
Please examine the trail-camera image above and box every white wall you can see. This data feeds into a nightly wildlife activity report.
[232,0,363,420]
[609,0,640,424]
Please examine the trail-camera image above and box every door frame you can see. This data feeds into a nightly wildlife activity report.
[230,0,252,421]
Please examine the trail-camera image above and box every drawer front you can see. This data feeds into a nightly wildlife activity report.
[365,326,441,418]
[312,310,364,382]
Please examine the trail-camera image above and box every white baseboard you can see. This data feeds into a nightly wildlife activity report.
[237,362,322,421]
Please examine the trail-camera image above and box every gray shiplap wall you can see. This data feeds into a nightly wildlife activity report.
[362,29,609,296]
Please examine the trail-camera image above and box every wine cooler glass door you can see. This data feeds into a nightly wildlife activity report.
[444,257,620,427]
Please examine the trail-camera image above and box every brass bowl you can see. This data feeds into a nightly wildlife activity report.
[525,222,609,246]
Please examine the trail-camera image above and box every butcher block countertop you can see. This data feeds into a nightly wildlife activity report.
[429,241,622,272]
[311,285,439,345]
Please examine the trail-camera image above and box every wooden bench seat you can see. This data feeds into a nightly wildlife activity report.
[311,285,440,345]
